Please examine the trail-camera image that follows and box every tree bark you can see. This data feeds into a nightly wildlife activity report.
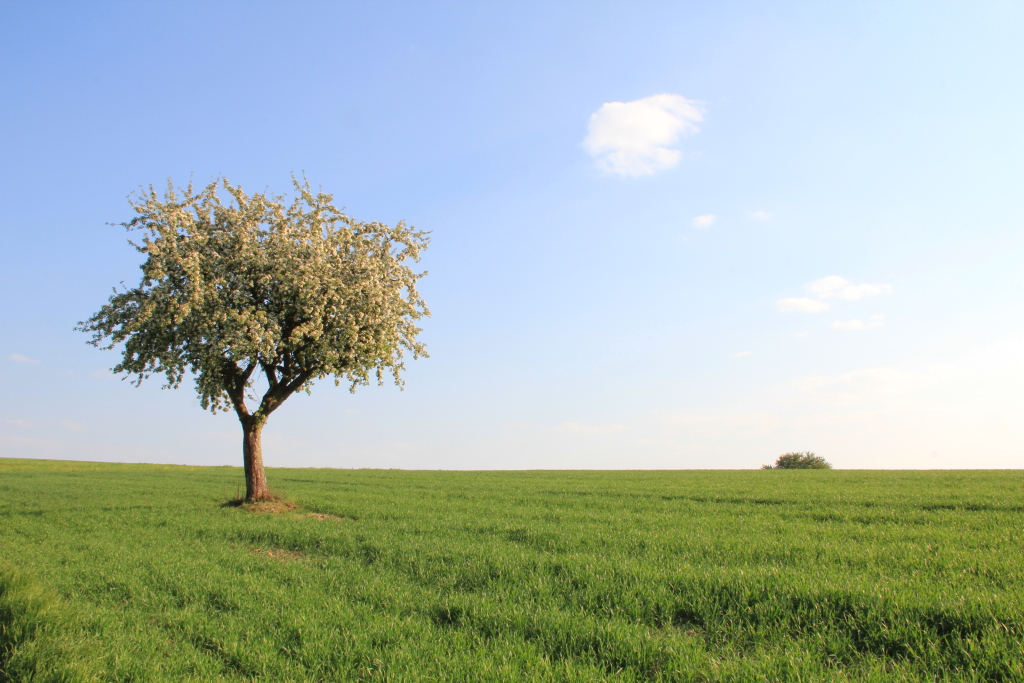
[241,418,271,502]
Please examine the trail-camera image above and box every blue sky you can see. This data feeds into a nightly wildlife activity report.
[2,1,1022,469]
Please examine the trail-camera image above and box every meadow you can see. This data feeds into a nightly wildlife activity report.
[1,458,1022,682]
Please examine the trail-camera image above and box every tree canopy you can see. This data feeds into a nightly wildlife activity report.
[79,177,429,500]
[762,452,832,470]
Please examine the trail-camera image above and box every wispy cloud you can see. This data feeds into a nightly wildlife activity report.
[777,276,892,314]
[833,315,884,331]
[583,94,703,176]
[806,276,892,301]
[776,297,831,314]
[60,420,84,431]
[691,214,715,228]
[9,354,40,364]
[5,419,31,428]
[732,351,752,358]
[748,210,773,220]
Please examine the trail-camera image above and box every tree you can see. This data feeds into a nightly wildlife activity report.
[762,452,832,470]
[78,178,429,502]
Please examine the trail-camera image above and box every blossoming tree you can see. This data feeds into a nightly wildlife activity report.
[79,178,429,501]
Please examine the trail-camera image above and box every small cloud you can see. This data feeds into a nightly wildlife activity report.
[9,354,40,364]
[60,420,84,431]
[748,211,773,220]
[732,351,752,358]
[691,214,716,228]
[806,276,892,301]
[833,314,885,331]
[776,297,831,314]
[583,94,703,176]
[6,419,31,428]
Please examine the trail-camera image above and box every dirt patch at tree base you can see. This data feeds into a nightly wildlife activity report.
[244,499,296,514]
[222,496,296,514]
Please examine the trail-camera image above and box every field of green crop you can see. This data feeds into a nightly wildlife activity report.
[1,458,1022,682]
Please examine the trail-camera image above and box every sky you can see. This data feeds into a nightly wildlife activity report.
[2,1,1022,470]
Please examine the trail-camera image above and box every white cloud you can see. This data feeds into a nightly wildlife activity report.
[776,297,831,313]
[833,315,885,331]
[9,354,40,364]
[806,276,892,301]
[777,276,892,316]
[748,210,773,220]
[732,351,752,358]
[5,419,31,428]
[583,94,703,176]
[60,420,83,431]
[691,214,715,228]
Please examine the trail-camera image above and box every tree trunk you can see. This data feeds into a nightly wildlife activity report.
[242,419,271,502]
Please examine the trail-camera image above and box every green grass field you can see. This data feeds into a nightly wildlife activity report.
[1,458,1022,682]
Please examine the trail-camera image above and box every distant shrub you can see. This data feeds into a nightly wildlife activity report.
[764,452,832,470]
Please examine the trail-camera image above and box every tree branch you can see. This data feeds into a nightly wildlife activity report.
[259,357,279,391]
[223,360,253,419]
[240,361,258,386]
[255,366,318,421]
[283,367,317,396]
